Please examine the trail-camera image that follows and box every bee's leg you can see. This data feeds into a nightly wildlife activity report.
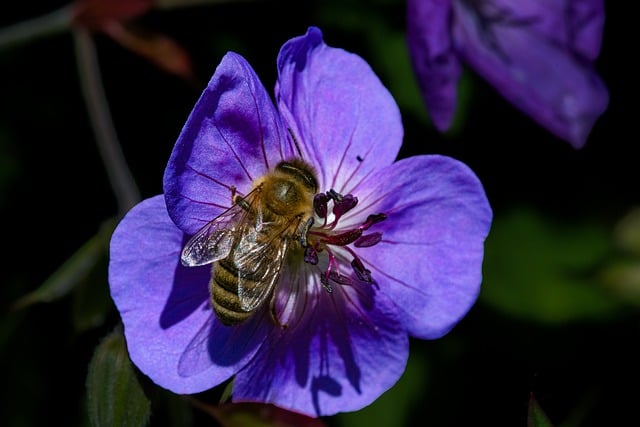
[233,184,262,213]
[235,196,251,212]
[269,295,288,329]
[326,188,343,202]
[230,185,250,211]
[300,217,314,247]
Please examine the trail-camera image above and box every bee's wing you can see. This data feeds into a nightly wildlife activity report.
[230,216,300,312]
[235,233,290,312]
[180,205,245,267]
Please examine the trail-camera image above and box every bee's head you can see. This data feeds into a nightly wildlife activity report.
[275,159,318,194]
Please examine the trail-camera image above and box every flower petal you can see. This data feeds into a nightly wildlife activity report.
[566,0,605,61]
[487,0,605,62]
[109,195,263,393]
[406,0,462,132]
[354,155,492,339]
[275,26,403,193]
[232,276,408,417]
[163,52,294,235]
[451,0,608,148]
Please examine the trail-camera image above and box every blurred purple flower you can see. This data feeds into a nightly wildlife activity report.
[407,0,609,148]
[109,26,492,416]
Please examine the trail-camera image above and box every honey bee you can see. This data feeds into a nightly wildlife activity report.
[180,159,318,326]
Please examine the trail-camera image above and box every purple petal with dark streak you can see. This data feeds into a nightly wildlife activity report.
[164,52,294,235]
[276,27,403,193]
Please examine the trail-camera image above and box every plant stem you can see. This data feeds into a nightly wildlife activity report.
[0,5,73,51]
[73,28,141,214]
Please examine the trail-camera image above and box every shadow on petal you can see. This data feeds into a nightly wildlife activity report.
[232,277,403,417]
[159,264,210,329]
[311,375,342,415]
[288,282,366,397]
[177,303,270,378]
[292,320,312,388]
[328,312,362,394]
[155,234,268,378]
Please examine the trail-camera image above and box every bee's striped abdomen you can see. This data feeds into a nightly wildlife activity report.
[211,250,274,325]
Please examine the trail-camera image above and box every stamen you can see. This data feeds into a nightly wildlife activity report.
[317,228,363,246]
[320,275,334,293]
[323,190,358,229]
[332,194,358,220]
[321,249,342,293]
[303,188,387,291]
[351,256,372,283]
[362,213,387,229]
[313,193,329,219]
[354,232,382,248]
[304,246,319,265]
[329,271,353,286]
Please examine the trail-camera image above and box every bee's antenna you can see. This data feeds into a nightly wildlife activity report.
[287,128,304,159]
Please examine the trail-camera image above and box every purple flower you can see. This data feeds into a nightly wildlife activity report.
[109,26,492,417]
[407,0,609,148]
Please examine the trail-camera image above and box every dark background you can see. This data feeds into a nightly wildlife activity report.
[1,0,636,426]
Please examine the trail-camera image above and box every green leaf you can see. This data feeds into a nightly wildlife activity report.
[599,260,640,307]
[596,206,640,307]
[335,351,428,427]
[528,394,555,427]
[219,377,234,403]
[71,254,113,333]
[12,218,116,310]
[163,392,194,427]
[481,207,621,323]
[86,328,151,427]
[613,206,640,257]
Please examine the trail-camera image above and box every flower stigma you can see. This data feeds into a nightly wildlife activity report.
[301,189,387,294]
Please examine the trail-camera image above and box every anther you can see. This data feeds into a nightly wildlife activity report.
[313,193,329,218]
[332,194,358,220]
[329,271,353,285]
[304,246,319,265]
[320,275,334,293]
[351,257,372,283]
[354,232,382,248]
[362,213,386,229]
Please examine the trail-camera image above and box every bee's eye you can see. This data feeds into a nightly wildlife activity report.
[276,160,318,192]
